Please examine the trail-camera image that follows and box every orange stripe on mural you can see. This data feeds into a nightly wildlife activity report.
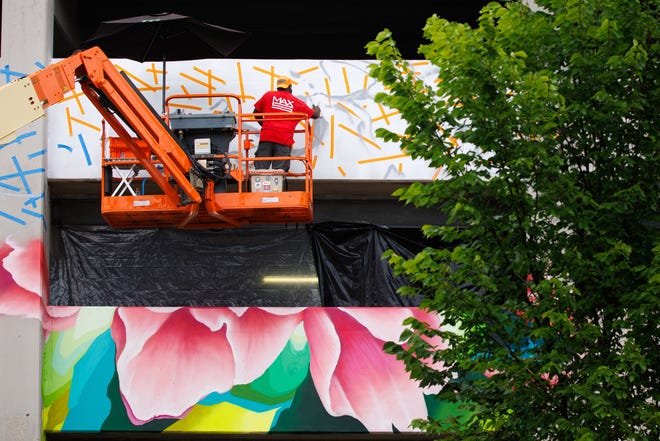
[145,62,163,85]
[297,66,319,76]
[338,123,381,150]
[192,66,226,84]
[252,65,292,90]
[60,89,86,115]
[170,103,203,111]
[324,77,331,105]
[180,72,218,89]
[66,107,100,135]
[330,115,335,159]
[235,62,254,102]
[69,116,100,132]
[372,104,398,124]
[66,107,73,136]
[336,102,361,120]
[342,67,350,94]
[357,153,408,164]
[118,65,161,91]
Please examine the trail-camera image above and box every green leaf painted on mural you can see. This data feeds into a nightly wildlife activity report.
[423,393,472,428]
[100,368,177,432]
[42,388,71,431]
[42,308,115,405]
[42,332,73,407]
[271,371,367,433]
[232,338,310,404]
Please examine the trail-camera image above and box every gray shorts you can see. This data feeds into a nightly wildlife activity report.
[254,141,291,171]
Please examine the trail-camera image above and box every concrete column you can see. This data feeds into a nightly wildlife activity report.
[0,317,44,441]
[0,1,54,440]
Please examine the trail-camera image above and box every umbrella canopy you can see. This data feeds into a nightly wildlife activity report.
[82,12,250,112]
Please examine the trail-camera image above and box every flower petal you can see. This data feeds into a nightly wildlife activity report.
[3,236,45,295]
[222,307,304,384]
[0,238,44,319]
[43,306,81,332]
[112,307,235,424]
[305,308,429,432]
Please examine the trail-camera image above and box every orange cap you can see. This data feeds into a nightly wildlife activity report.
[276,77,293,89]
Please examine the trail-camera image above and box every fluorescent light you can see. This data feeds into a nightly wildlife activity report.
[262,275,319,284]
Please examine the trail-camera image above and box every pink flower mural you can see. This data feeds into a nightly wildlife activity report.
[0,235,45,319]
[0,234,79,331]
[304,307,446,431]
[110,305,446,431]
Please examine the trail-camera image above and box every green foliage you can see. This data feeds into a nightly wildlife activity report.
[367,1,658,440]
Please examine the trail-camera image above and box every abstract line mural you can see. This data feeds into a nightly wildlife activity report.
[45,58,448,181]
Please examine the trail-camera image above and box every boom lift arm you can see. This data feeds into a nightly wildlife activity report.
[0,47,200,207]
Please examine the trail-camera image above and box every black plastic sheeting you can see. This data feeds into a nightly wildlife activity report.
[309,222,430,307]
[49,222,438,307]
[49,225,319,307]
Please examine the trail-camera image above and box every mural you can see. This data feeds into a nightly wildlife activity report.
[40,305,457,434]
[1,56,449,231]
[0,56,467,436]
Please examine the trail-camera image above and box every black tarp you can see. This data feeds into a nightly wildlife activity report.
[49,225,319,306]
[309,222,429,306]
[49,222,438,307]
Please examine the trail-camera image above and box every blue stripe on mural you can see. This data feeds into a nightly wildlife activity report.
[63,330,116,431]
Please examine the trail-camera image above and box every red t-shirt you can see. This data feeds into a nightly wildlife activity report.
[253,90,315,146]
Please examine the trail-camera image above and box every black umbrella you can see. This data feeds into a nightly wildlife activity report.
[82,12,250,113]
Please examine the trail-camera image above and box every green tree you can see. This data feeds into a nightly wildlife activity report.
[366,1,658,440]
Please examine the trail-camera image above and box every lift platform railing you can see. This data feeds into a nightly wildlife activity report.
[163,93,313,188]
[204,109,314,227]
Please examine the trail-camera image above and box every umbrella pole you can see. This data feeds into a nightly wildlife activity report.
[161,56,166,115]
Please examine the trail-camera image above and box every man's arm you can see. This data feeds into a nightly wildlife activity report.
[311,104,321,119]
[253,107,264,126]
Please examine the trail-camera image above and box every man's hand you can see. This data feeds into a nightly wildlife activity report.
[253,107,264,126]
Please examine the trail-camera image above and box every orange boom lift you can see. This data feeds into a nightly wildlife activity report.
[0,47,314,229]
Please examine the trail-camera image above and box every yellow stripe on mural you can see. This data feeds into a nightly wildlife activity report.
[165,401,278,432]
